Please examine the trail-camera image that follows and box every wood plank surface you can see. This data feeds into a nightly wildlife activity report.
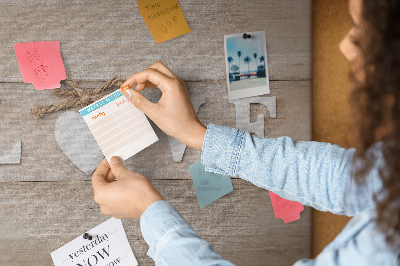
[0,80,311,182]
[0,0,311,82]
[0,0,312,265]
[0,179,311,266]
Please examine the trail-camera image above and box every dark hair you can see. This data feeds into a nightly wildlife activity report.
[350,0,400,251]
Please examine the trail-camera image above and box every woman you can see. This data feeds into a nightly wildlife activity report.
[91,0,400,264]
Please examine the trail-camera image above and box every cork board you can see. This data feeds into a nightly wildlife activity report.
[0,1,312,265]
[312,0,353,257]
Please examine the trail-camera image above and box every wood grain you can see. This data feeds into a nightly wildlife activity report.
[0,80,311,182]
[0,179,311,266]
[0,0,312,264]
[0,0,311,82]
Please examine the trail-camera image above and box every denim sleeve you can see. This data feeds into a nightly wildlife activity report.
[293,210,399,266]
[140,200,235,266]
[201,124,382,216]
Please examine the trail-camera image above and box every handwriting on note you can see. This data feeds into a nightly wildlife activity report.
[137,0,191,44]
[269,191,304,223]
[80,90,158,162]
[189,161,233,208]
[14,41,66,90]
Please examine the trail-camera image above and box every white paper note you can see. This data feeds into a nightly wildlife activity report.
[79,89,158,162]
[51,218,138,266]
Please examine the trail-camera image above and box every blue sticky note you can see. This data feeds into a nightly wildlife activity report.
[189,161,233,208]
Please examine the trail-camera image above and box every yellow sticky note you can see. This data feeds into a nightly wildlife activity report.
[137,0,191,44]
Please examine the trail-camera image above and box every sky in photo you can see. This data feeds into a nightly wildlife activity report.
[226,32,266,73]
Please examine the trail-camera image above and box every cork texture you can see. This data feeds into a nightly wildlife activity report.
[312,0,353,258]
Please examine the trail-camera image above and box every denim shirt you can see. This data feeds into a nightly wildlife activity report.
[140,124,399,265]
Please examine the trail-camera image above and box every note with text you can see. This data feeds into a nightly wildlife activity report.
[137,0,191,43]
[80,90,158,162]
[14,41,66,90]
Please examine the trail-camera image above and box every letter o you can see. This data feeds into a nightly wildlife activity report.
[88,254,98,266]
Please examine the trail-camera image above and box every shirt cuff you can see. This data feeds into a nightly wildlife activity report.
[201,124,245,177]
[140,200,191,260]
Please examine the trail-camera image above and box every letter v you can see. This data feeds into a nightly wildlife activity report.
[167,97,205,162]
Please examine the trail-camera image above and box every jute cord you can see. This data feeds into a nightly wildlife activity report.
[31,77,125,119]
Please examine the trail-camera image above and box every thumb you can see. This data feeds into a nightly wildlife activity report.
[122,89,155,116]
[109,156,128,179]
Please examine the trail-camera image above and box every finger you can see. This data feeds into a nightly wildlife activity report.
[100,206,111,216]
[135,81,156,92]
[122,89,158,117]
[121,68,172,94]
[109,156,130,179]
[105,169,116,183]
[147,61,178,79]
[92,159,110,189]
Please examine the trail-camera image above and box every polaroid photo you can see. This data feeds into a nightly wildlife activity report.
[224,31,270,100]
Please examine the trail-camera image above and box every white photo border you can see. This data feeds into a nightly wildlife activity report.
[224,31,270,100]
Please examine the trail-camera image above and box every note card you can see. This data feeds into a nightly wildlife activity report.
[189,161,233,208]
[79,90,158,162]
[269,191,304,223]
[51,218,138,266]
[14,41,66,90]
[137,0,191,44]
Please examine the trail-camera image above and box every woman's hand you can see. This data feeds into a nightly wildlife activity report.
[91,157,164,220]
[120,61,206,151]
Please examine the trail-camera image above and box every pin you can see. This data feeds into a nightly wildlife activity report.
[243,33,252,39]
[83,233,93,240]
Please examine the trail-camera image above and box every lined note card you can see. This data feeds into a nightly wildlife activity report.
[80,90,158,162]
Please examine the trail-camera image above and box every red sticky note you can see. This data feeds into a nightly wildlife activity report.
[14,41,66,90]
[269,191,304,223]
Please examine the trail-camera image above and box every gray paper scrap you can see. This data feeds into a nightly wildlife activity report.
[167,97,206,162]
[230,96,276,137]
[55,111,104,174]
[0,141,21,164]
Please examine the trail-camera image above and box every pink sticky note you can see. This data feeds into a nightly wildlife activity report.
[14,41,66,90]
[269,191,304,223]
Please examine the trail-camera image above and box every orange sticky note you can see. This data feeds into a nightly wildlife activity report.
[14,41,66,90]
[137,0,191,44]
[269,191,304,223]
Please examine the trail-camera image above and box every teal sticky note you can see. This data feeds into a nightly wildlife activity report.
[189,161,233,208]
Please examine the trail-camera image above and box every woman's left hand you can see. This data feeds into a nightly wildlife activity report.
[91,157,164,220]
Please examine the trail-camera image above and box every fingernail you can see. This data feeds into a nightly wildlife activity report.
[120,85,130,92]
[124,89,133,100]
[110,156,122,165]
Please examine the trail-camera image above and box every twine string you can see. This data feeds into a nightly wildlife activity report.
[31,77,125,119]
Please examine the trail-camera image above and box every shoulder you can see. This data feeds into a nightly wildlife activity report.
[324,209,399,265]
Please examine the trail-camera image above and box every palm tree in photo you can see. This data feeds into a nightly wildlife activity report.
[231,64,239,73]
[253,53,258,75]
[244,56,251,78]
[227,56,234,74]
[260,55,265,72]
[237,51,242,76]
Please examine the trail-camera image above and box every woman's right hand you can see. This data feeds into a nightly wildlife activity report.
[120,61,206,151]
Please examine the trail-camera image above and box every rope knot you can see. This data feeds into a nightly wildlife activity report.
[31,77,125,119]
[79,94,91,105]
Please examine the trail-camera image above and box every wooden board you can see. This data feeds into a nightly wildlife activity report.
[0,180,311,266]
[0,0,311,82]
[0,80,311,182]
[0,0,312,265]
